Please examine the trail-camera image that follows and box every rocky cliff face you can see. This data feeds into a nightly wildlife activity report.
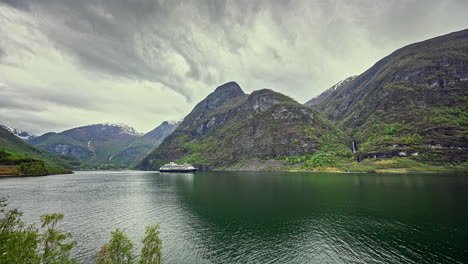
[178,81,246,130]
[308,29,468,162]
[139,83,351,170]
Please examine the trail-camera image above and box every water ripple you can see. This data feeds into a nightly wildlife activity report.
[1,171,467,264]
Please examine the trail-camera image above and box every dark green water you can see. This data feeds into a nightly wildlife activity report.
[0,171,467,263]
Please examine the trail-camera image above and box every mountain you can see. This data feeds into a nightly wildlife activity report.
[0,124,36,141]
[304,75,357,106]
[31,123,141,166]
[0,127,80,169]
[307,29,468,162]
[139,82,351,170]
[110,121,180,167]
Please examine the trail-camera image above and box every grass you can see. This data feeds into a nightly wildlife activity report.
[0,150,71,176]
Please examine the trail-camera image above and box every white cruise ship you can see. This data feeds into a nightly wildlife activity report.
[159,162,197,173]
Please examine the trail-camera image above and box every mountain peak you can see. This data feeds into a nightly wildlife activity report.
[200,81,245,111]
[206,82,245,110]
[247,89,299,113]
[179,82,246,127]
[75,123,142,136]
[213,81,242,94]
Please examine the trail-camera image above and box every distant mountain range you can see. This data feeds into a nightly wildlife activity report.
[25,122,178,168]
[0,121,179,169]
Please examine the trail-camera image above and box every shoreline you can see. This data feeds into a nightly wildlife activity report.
[0,165,73,177]
[214,158,468,174]
[217,168,467,174]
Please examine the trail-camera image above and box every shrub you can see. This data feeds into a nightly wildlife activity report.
[401,133,424,145]
[433,107,468,126]
[304,153,337,168]
[383,123,406,135]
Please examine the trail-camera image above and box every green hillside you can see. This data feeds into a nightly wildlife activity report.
[0,127,80,169]
[0,150,71,176]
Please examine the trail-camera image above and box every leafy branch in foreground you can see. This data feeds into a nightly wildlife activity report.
[97,225,162,264]
[140,225,163,264]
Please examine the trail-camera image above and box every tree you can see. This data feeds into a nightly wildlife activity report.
[107,229,134,264]
[0,207,40,264]
[18,162,30,176]
[40,214,78,264]
[139,225,162,264]
[96,244,111,264]
[0,150,9,160]
[97,226,163,264]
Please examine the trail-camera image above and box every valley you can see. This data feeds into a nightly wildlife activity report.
[1,29,467,174]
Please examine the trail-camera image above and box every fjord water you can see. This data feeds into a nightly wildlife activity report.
[1,171,467,263]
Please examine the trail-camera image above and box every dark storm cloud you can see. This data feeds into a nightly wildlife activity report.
[4,0,279,99]
[0,0,30,11]
[28,0,193,99]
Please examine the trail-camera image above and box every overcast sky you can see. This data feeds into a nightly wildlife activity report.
[0,0,467,135]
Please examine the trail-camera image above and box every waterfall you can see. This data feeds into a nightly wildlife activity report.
[352,141,356,153]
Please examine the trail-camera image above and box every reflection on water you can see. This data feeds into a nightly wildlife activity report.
[0,171,467,263]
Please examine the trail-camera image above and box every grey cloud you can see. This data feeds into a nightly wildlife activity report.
[0,112,65,135]
[3,0,186,100]
[0,97,46,112]
[0,0,30,11]
[1,83,98,110]
[16,0,273,99]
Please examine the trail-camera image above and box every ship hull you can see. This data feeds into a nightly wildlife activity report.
[159,169,197,173]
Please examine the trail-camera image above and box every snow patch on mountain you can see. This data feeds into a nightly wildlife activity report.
[329,75,358,91]
[0,124,36,141]
[167,120,181,126]
[305,75,358,106]
[91,123,143,136]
